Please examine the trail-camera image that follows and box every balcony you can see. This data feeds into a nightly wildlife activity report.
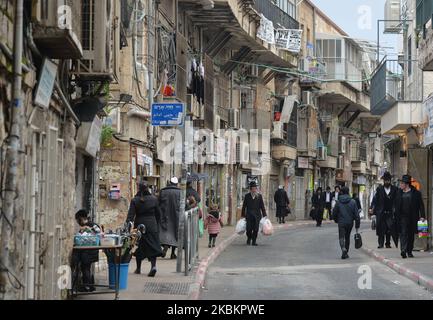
[319,57,363,92]
[317,156,337,169]
[371,59,423,115]
[252,0,299,30]
[179,0,299,68]
[271,144,297,161]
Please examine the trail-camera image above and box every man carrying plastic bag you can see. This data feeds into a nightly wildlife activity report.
[241,181,267,246]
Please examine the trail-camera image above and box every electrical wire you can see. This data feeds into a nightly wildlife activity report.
[225,59,376,83]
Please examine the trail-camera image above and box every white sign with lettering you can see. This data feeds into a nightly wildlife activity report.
[257,14,275,44]
[275,29,303,53]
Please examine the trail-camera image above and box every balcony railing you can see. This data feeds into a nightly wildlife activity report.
[252,0,299,30]
[371,59,423,115]
[315,57,363,91]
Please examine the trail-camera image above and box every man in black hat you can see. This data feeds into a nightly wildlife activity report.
[241,181,267,246]
[395,175,426,258]
[368,172,398,249]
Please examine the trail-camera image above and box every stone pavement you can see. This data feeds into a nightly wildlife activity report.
[360,223,433,292]
[77,218,325,300]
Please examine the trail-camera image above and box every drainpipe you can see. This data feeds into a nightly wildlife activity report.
[1,0,24,298]
[27,134,37,300]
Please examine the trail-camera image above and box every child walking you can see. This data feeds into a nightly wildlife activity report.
[205,205,223,248]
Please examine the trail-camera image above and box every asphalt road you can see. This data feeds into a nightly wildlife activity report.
[200,223,433,300]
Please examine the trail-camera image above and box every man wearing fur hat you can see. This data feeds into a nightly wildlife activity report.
[241,181,267,246]
[369,172,398,249]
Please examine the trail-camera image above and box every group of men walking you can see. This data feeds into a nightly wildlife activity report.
[369,173,426,259]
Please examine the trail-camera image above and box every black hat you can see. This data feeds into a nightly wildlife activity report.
[249,181,258,188]
[381,171,392,180]
[400,175,412,184]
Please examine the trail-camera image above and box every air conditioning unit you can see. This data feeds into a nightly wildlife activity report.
[229,109,240,129]
[339,136,346,154]
[337,155,344,169]
[271,121,284,140]
[236,142,250,164]
[317,146,327,160]
[32,0,83,59]
[384,0,402,33]
[302,91,313,106]
[75,0,114,78]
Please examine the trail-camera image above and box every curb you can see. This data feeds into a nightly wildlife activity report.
[187,220,330,300]
[361,247,433,292]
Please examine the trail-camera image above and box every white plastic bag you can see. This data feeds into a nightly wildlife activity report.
[236,218,247,235]
[260,217,274,236]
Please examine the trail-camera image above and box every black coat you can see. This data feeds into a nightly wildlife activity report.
[127,194,163,260]
[242,193,267,218]
[127,193,161,227]
[158,185,181,247]
[312,192,325,211]
[332,194,361,228]
[395,187,426,234]
[274,189,290,208]
[370,185,398,236]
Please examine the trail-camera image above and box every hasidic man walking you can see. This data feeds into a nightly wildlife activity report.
[369,172,398,249]
[242,181,267,246]
[394,175,426,259]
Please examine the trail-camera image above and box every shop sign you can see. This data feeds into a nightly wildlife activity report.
[136,148,144,166]
[34,59,58,109]
[298,157,309,169]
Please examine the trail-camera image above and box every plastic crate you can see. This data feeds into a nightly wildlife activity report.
[74,235,100,247]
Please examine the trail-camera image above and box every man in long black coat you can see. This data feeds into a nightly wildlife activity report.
[395,175,426,259]
[369,172,398,249]
[312,187,326,227]
[274,186,290,224]
[242,181,267,246]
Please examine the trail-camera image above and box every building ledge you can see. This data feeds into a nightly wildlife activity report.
[271,144,297,161]
[317,156,337,169]
[33,24,83,60]
[381,101,424,134]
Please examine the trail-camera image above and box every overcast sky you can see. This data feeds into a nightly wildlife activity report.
[311,0,400,57]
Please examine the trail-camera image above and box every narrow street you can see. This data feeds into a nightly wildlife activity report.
[201,224,433,300]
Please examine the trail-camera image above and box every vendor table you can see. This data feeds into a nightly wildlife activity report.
[71,245,123,300]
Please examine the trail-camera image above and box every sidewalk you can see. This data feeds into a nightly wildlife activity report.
[78,219,322,300]
[360,225,433,292]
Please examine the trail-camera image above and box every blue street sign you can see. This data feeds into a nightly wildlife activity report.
[151,103,185,126]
